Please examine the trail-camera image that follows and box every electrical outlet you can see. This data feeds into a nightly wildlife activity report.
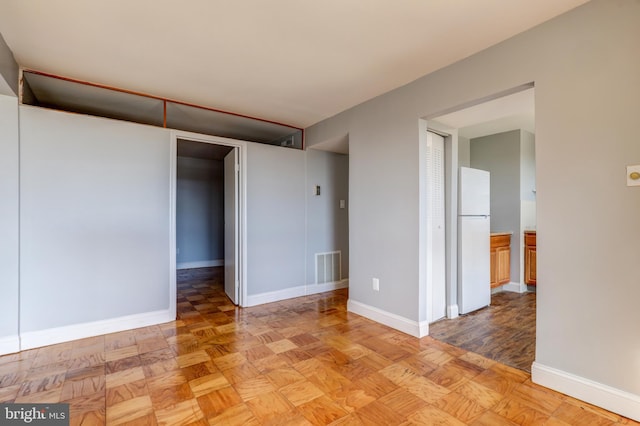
[372,278,380,291]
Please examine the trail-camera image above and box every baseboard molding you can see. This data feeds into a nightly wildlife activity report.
[177,259,223,270]
[0,334,20,356]
[502,281,527,293]
[446,304,459,319]
[20,310,175,351]
[532,362,640,422]
[312,280,349,295]
[347,299,428,338]
[245,280,349,307]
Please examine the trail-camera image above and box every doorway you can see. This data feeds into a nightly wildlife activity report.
[169,131,247,317]
[425,86,537,371]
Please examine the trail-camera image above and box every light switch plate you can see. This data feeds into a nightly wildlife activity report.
[627,165,640,186]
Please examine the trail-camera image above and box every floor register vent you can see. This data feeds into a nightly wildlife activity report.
[316,251,342,284]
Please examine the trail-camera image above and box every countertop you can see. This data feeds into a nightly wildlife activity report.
[490,232,513,237]
[524,230,537,234]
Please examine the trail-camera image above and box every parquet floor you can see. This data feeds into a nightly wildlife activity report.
[429,292,536,372]
[0,268,637,425]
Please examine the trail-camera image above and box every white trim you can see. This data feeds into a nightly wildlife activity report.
[0,335,20,355]
[312,280,349,295]
[177,259,224,270]
[532,362,640,422]
[502,281,527,293]
[20,310,174,351]
[447,304,459,319]
[239,141,248,308]
[418,120,430,330]
[245,280,349,307]
[169,135,177,321]
[246,286,307,307]
[347,299,429,338]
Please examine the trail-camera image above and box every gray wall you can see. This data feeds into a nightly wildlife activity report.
[306,149,349,284]
[0,95,19,345]
[6,104,350,343]
[0,33,18,96]
[176,156,224,266]
[520,130,536,202]
[471,130,522,281]
[458,136,470,167]
[246,143,307,295]
[19,107,171,331]
[246,145,349,295]
[306,0,640,397]
[0,41,19,347]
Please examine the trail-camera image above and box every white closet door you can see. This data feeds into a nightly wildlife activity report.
[427,131,446,323]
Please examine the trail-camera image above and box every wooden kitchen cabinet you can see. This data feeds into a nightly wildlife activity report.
[490,233,511,288]
[524,231,537,285]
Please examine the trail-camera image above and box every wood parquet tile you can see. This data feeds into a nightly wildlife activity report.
[0,266,636,425]
[429,291,537,372]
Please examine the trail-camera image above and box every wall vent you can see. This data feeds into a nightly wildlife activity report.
[316,251,342,284]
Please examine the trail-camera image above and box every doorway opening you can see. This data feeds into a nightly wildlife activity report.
[425,85,537,372]
[170,132,246,317]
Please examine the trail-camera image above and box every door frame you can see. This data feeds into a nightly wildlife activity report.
[169,130,248,316]
[420,120,460,334]
[223,147,239,304]
[422,83,536,332]
[425,130,447,324]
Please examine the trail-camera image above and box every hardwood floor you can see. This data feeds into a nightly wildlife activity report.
[0,267,636,425]
[429,292,536,372]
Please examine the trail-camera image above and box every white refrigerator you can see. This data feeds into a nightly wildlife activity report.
[458,167,491,314]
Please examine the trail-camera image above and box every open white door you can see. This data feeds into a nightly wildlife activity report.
[224,148,239,304]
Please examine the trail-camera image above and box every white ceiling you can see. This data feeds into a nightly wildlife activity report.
[0,1,587,129]
[433,88,535,139]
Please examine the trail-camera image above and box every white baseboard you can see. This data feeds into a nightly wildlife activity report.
[312,280,349,295]
[447,304,459,319]
[245,280,349,307]
[246,285,307,307]
[532,362,640,422]
[20,310,175,351]
[177,259,223,270]
[0,334,20,356]
[502,281,527,293]
[347,299,428,338]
